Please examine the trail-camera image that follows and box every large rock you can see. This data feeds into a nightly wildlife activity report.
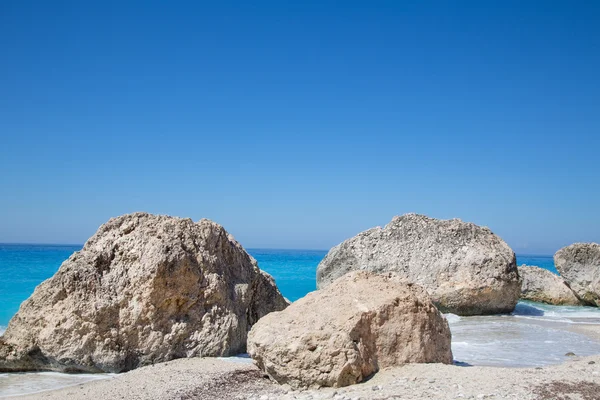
[555,243,600,306]
[0,213,288,373]
[247,271,452,389]
[316,214,520,316]
[518,265,582,305]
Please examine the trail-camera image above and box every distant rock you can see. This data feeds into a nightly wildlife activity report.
[555,243,600,306]
[247,271,453,389]
[518,265,582,305]
[316,214,520,315]
[0,213,288,373]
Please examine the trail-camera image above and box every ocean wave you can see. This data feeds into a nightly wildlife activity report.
[217,354,253,364]
[513,315,600,325]
[511,301,600,324]
[451,341,470,346]
[450,317,600,367]
[0,326,5,336]
[444,313,462,324]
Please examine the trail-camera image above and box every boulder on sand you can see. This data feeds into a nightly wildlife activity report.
[518,265,582,305]
[247,271,453,389]
[554,243,600,306]
[0,212,288,373]
[316,214,520,316]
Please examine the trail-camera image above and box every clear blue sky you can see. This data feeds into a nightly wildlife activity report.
[1,1,598,254]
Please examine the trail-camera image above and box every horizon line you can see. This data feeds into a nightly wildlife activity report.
[0,242,330,252]
[0,242,554,257]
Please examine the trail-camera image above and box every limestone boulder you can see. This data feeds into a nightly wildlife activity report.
[316,214,520,315]
[518,265,582,305]
[0,213,288,373]
[247,271,452,389]
[555,243,600,306]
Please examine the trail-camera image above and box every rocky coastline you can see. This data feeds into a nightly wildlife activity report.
[2,212,600,399]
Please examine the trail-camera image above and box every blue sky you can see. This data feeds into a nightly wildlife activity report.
[1,1,598,254]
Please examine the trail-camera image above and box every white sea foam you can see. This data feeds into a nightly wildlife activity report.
[2,302,600,396]
[0,357,253,397]
[0,326,5,336]
[0,372,114,398]
[444,313,462,323]
[217,354,254,364]
[448,301,600,367]
[511,302,600,324]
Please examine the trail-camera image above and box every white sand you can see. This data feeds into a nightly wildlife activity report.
[8,311,600,400]
[6,354,599,400]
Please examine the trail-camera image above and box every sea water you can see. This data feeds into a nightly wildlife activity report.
[0,245,325,332]
[1,245,600,396]
[449,302,600,367]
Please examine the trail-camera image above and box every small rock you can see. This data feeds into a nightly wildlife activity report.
[429,379,436,383]
[565,352,576,356]
[589,361,596,364]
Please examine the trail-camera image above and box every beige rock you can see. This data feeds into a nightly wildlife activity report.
[555,243,600,306]
[247,271,453,389]
[316,214,520,315]
[0,212,287,373]
[518,265,582,305]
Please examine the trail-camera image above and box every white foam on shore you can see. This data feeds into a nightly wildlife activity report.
[0,355,253,397]
[0,372,113,398]
[217,354,254,364]
[0,326,5,336]
[510,303,600,327]
[448,301,600,367]
[513,301,600,323]
[2,302,600,396]
[444,313,462,324]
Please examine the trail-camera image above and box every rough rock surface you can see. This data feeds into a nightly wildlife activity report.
[316,214,520,315]
[518,265,582,305]
[247,271,453,389]
[0,212,288,373]
[555,243,600,306]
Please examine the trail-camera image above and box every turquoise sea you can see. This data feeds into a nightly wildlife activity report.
[0,244,558,330]
[3,244,600,396]
[0,244,328,330]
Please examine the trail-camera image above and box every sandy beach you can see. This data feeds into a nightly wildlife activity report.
[10,353,599,400]
[5,304,600,400]
[3,0,599,397]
